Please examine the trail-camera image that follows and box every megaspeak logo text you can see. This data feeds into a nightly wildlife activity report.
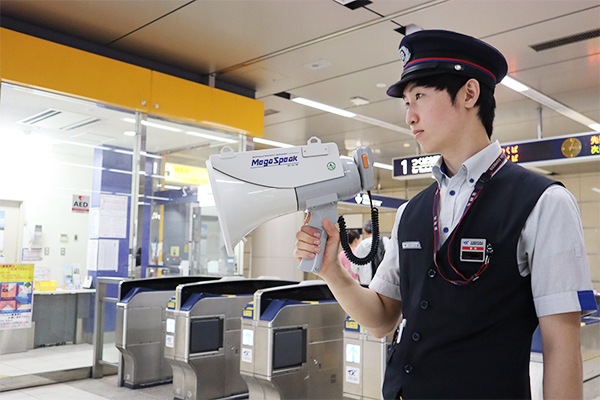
[251,155,298,168]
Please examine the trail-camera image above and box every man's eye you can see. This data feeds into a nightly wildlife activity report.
[415,93,423,99]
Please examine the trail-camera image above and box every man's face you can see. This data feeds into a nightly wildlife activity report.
[402,82,464,155]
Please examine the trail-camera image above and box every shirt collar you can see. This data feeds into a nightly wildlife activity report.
[432,141,503,187]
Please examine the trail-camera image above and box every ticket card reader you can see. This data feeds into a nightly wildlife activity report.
[239,281,346,399]
[343,316,393,400]
[165,278,297,400]
[115,276,220,388]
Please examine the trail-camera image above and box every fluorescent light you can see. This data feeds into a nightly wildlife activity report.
[588,124,600,132]
[290,95,412,136]
[164,185,181,190]
[123,130,136,137]
[373,162,393,170]
[501,76,529,92]
[123,118,182,132]
[592,187,600,194]
[108,169,132,175]
[292,97,356,118]
[501,76,600,132]
[351,114,412,135]
[253,137,295,148]
[141,151,163,160]
[186,131,238,143]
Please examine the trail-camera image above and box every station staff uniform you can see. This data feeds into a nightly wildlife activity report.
[370,141,598,398]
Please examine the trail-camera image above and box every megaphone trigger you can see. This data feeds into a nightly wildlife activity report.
[298,203,339,274]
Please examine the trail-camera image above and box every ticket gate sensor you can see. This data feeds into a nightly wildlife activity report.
[116,275,220,388]
[165,278,297,400]
[240,281,347,399]
[343,316,392,400]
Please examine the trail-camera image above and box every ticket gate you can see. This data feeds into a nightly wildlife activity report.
[240,281,346,400]
[165,278,297,400]
[115,275,220,388]
[343,316,393,400]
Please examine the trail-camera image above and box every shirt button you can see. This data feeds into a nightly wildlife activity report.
[449,190,455,196]
[420,300,429,309]
[404,364,413,374]
[443,227,449,233]
[469,178,474,183]
[427,269,437,278]
[411,332,421,341]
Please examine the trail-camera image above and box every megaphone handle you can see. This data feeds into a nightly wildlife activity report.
[298,203,339,274]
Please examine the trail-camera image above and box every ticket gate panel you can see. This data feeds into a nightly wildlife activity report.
[240,282,346,400]
[167,279,297,400]
[116,291,174,388]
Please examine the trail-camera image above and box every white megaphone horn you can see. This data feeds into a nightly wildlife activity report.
[206,137,375,273]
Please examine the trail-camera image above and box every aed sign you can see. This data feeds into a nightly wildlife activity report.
[72,195,90,213]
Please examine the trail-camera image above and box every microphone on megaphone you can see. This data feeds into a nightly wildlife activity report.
[206,137,379,274]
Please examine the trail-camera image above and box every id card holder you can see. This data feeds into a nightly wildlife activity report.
[460,239,486,262]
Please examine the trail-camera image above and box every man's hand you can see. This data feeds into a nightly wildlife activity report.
[294,218,341,279]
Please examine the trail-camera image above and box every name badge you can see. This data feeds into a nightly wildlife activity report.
[402,241,421,250]
[460,239,486,262]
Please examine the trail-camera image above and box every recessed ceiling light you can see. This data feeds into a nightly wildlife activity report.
[403,143,410,147]
[303,59,332,70]
[376,83,387,88]
[350,96,370,106]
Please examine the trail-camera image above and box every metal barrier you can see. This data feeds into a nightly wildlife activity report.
[239,281,346,400]
[115,276,220,388]
[343,316,392,400]
[92,276,127,380]
[165,278,296,400]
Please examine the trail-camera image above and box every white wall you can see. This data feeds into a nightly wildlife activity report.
[0,130,94,286]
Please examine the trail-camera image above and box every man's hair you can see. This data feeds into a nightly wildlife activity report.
[407,74,496,138]
[363,220,373,235]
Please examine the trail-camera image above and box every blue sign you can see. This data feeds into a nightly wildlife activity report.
[342,193,406,210]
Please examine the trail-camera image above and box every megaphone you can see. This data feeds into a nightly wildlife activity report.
[206,137,375,273]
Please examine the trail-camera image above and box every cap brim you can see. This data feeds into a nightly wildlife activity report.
[386,69,449,98]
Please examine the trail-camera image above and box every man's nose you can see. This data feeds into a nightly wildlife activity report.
[405,108,418,126]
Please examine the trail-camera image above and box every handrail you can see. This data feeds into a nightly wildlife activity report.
[92,277,127,380]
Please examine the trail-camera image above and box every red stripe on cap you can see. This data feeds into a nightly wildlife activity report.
[405,57,496,81]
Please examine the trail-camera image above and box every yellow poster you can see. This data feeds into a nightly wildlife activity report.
[164,162,210,185]
[0,264,34,330]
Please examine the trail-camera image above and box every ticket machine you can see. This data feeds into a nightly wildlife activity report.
[115,275,220,388]
[342,316,393,400]
[239,281,346,399]
[165,278,296,400]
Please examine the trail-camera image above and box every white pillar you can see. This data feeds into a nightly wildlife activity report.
[251,211,306,281]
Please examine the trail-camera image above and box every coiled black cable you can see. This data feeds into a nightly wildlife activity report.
[339,191,380,265]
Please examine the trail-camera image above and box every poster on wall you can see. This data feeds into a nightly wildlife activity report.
[0,264,34,330]
[98,194,128,239]
[0,211,5,252]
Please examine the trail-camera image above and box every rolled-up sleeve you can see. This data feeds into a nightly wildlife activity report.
[519,185,597,317]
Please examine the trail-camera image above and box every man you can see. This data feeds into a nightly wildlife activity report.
[351,219,390,285]
[294,29,597,399]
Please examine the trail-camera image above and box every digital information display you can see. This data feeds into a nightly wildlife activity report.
[393,132,600,180]
[500,132,600,163]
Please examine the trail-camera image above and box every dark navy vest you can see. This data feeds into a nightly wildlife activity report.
[383,161,559,399]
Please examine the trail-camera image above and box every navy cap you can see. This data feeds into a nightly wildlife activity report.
[387,30,508,98]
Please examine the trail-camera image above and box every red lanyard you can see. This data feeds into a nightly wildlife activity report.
[432,152,507,285]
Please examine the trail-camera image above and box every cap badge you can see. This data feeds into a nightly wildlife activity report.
[399,45,411,68]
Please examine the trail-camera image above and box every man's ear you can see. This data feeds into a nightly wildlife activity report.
[462,78,481,109]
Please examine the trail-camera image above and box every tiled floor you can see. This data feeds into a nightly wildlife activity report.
[0,375,173,400]
[0,344,119,378]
